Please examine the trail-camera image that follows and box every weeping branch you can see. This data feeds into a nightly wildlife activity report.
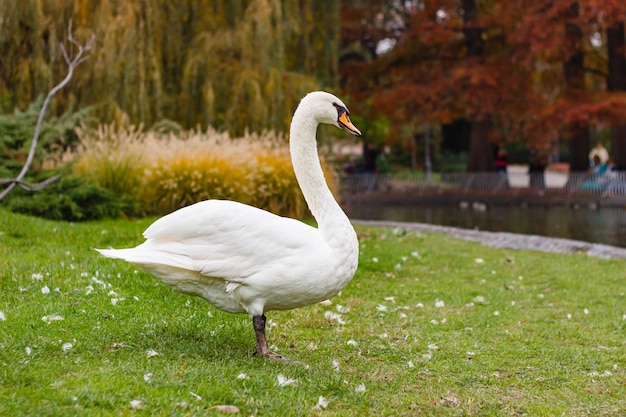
[0,21,95,201]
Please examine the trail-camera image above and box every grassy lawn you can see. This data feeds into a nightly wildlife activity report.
[1,209,625,416]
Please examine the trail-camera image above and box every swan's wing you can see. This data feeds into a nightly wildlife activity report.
[133,200,322,282]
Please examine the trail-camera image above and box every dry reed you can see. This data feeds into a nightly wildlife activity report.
[72,124,338,218]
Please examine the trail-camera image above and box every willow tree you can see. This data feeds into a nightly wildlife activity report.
[0,0,340,134]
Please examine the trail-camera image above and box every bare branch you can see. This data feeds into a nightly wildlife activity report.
[0,21,94,201]
[0,174,61,191]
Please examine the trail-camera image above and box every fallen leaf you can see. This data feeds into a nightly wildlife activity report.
[212,405,240,413]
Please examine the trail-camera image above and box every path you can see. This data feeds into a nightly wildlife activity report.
[353,220,626,260]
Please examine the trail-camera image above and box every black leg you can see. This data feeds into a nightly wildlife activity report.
[252,314,283,359]
[253,314,270,356]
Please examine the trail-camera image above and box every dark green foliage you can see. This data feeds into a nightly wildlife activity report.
[0,97,94,177]
[3,174,137,221]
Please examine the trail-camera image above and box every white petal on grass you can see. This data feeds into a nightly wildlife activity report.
[416,303,424,308]
[0,311,5,321]
[324,311,346,324]
[474,258,484,263]
[376,304,387,312]
[431,319,439,325]
[371,257,379,263]
[474,295,486,304]
[146,349,159,358]
[428,344,439,351]
[31,273,43,281]
[493,311,500,316]
[584,308,590,315]
[332,359,340,371]
[25,347,32,356]
[567,313,572,320]
[319,299,333,306]
[316,396,329,409]
[384,296,396,303]
[411,251,420,258]
[588,370,613,378]
[277,374,297,387]
[143,373,153,382]
[111,298,119,306]
[355,383,366,393]
[435,300,445,308]
[236,373,249,380]
[336,304,349,313]
[399,312,407,318]
[130,400,143,409]
[62,342,73,352]
[41,286,50,295]
[189,391,202,400]
[407,360,415,368]
[347,339,358,347]
[42,315,64,323]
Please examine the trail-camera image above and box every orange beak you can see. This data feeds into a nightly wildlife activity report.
[339,112,362,136]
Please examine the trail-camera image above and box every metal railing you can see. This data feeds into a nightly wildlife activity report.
[342,171,626,198]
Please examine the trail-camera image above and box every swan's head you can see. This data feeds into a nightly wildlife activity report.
[302,91,362,136]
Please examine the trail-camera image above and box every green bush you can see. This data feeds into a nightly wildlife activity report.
[3,174,133,221]
[0,98,93,177]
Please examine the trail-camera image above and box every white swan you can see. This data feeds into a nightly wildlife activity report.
[97,91,361,358]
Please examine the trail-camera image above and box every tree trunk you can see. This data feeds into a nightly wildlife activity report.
[607,22,626,168]
[467,118,494,172]
[462,0,493,172]
[563,3,589,172]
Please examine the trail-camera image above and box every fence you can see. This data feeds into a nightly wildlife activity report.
[342,169,626,199]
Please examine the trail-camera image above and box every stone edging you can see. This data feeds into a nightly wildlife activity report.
[353,220,626,260]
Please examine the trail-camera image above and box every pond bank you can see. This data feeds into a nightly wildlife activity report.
[353,219,626,260]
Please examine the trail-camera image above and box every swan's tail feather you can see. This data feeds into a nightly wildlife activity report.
[95,247,192,270]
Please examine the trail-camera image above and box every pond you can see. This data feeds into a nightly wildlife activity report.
[343,204,626,248]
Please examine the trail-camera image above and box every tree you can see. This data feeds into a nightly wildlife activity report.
[607,22,626,167]
[0,22,94,201]
[462,0,494,172]
[340,0,626,172]
[0,0,340,134]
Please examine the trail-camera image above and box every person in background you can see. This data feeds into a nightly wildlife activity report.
[494,146,508,173]
[588,142,609,168]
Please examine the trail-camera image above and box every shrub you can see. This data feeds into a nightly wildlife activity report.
[3,174,126,221]
[72,125,339,219]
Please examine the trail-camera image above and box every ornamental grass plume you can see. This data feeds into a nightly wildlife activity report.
[73,124,338,219]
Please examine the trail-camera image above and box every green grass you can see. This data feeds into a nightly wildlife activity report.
[1,209,625,416]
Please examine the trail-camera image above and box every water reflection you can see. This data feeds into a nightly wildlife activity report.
[344,204,626,248]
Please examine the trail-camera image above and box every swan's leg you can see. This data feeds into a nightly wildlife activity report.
[252,314,283,359]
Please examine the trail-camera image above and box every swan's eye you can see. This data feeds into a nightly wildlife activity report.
[333,102,349,117]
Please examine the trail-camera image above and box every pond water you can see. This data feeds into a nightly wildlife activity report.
[344,204,626,248]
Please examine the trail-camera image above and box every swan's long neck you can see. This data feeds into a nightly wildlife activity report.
[289,105,354,243]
